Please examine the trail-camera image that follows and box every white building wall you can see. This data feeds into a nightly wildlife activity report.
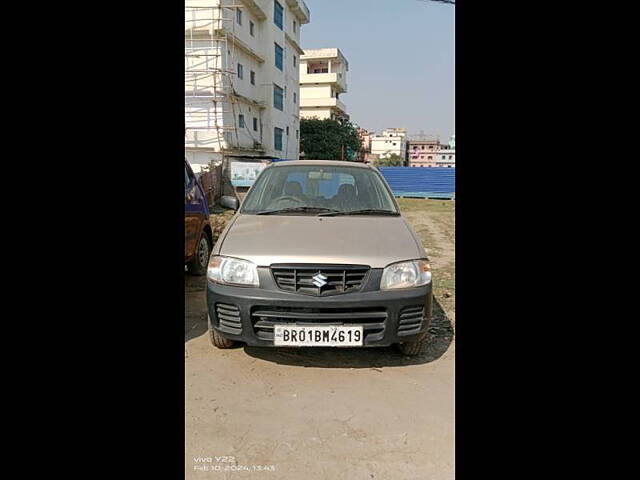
[435,148,456,167]
[300,85,332,99]
[370,136,407,159]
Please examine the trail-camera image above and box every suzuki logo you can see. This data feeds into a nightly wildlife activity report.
[312,273,328,288]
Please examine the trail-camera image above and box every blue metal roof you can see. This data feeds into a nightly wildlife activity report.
[379,167,456,199]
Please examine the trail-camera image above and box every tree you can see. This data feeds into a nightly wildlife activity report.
[300,118,362,161]
[376,153,405,167]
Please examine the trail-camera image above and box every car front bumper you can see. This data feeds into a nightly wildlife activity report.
[206,270,432,347]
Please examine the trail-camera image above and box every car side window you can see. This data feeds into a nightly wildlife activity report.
[185,165,193,189]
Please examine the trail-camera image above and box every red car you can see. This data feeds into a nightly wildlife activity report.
[185,160,213,275]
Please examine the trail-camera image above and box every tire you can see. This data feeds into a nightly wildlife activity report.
[398,331,430,356]
[187,233,211,276]
[208,315,235,349]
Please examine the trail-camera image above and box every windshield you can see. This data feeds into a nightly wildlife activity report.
[241,165,399,215]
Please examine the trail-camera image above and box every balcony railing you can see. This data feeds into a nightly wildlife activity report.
[299,72,347,92]
[300,97,347,113]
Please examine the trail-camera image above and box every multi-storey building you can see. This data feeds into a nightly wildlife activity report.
[436,139,456,168]
[370,128,407,162]
[299,48,349,121]
[408,139,440,167]
[408,135,456,168]
[185,0,310,172]
[356,127,374,162]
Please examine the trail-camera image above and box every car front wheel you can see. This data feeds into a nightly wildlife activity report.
[187,234,211,275]
[207,315,235,349]
[398,331,429,356]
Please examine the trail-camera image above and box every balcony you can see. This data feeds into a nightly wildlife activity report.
[240,0,267,20]
[300,97,347,114]
[300,71,347,93]
[286,0,310,24]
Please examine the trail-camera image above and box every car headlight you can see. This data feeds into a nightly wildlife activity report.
[381,260,431,290]
[207,256,259,287]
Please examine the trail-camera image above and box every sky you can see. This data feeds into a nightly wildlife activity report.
[301,0,455,140]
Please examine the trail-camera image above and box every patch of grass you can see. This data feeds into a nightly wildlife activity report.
[398,197,455,321]
[397,198,455,214]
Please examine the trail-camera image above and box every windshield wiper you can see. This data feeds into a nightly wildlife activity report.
[255,206,340,215]
[319,209,400,217]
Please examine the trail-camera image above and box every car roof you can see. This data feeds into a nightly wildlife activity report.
[271,160,371,169]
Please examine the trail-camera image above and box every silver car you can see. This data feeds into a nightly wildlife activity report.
[206,160,432,356]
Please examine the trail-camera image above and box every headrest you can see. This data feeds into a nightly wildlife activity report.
[337,183,356,197]
[284,181,303,197]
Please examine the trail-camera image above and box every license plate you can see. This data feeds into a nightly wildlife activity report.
[273,325,363,347]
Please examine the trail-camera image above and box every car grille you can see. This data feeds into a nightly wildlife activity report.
[215,303,242,335]
[397,305,425,336]
[271,264,370,296]
[250,306,386,342]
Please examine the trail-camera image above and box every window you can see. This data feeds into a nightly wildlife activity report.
[293,55,297,67]
[296,129,299,139]
[293,20,297,33]
[253,117,258,131]
[293,92,297,104]
[236,9,242,25]
[250,70,255,85]
[274,1,283,29]
[273,84,284,111]
[428,156,432,159]
[249,21,254,36]
[274,127,283,151]
[237,63,243,79]
[238,114,245,128]
[449,155,452,159]
[286,126,289,135]
[274,43,283,70]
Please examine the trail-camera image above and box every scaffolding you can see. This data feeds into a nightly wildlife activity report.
[185,2,247,157]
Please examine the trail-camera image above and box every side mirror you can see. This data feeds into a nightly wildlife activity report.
[220,195,239,211]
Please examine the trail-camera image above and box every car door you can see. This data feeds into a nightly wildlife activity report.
[184,162,202,261]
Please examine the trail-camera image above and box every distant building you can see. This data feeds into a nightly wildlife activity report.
[436,142,455,168]
[370,128,407,161]
[408,134,455,167]
[408,139,440,167]
[299,48,349,121]
[357,128,373,152]
[356,127,374,161]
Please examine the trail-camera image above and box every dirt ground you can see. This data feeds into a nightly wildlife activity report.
[185,199,455,479]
